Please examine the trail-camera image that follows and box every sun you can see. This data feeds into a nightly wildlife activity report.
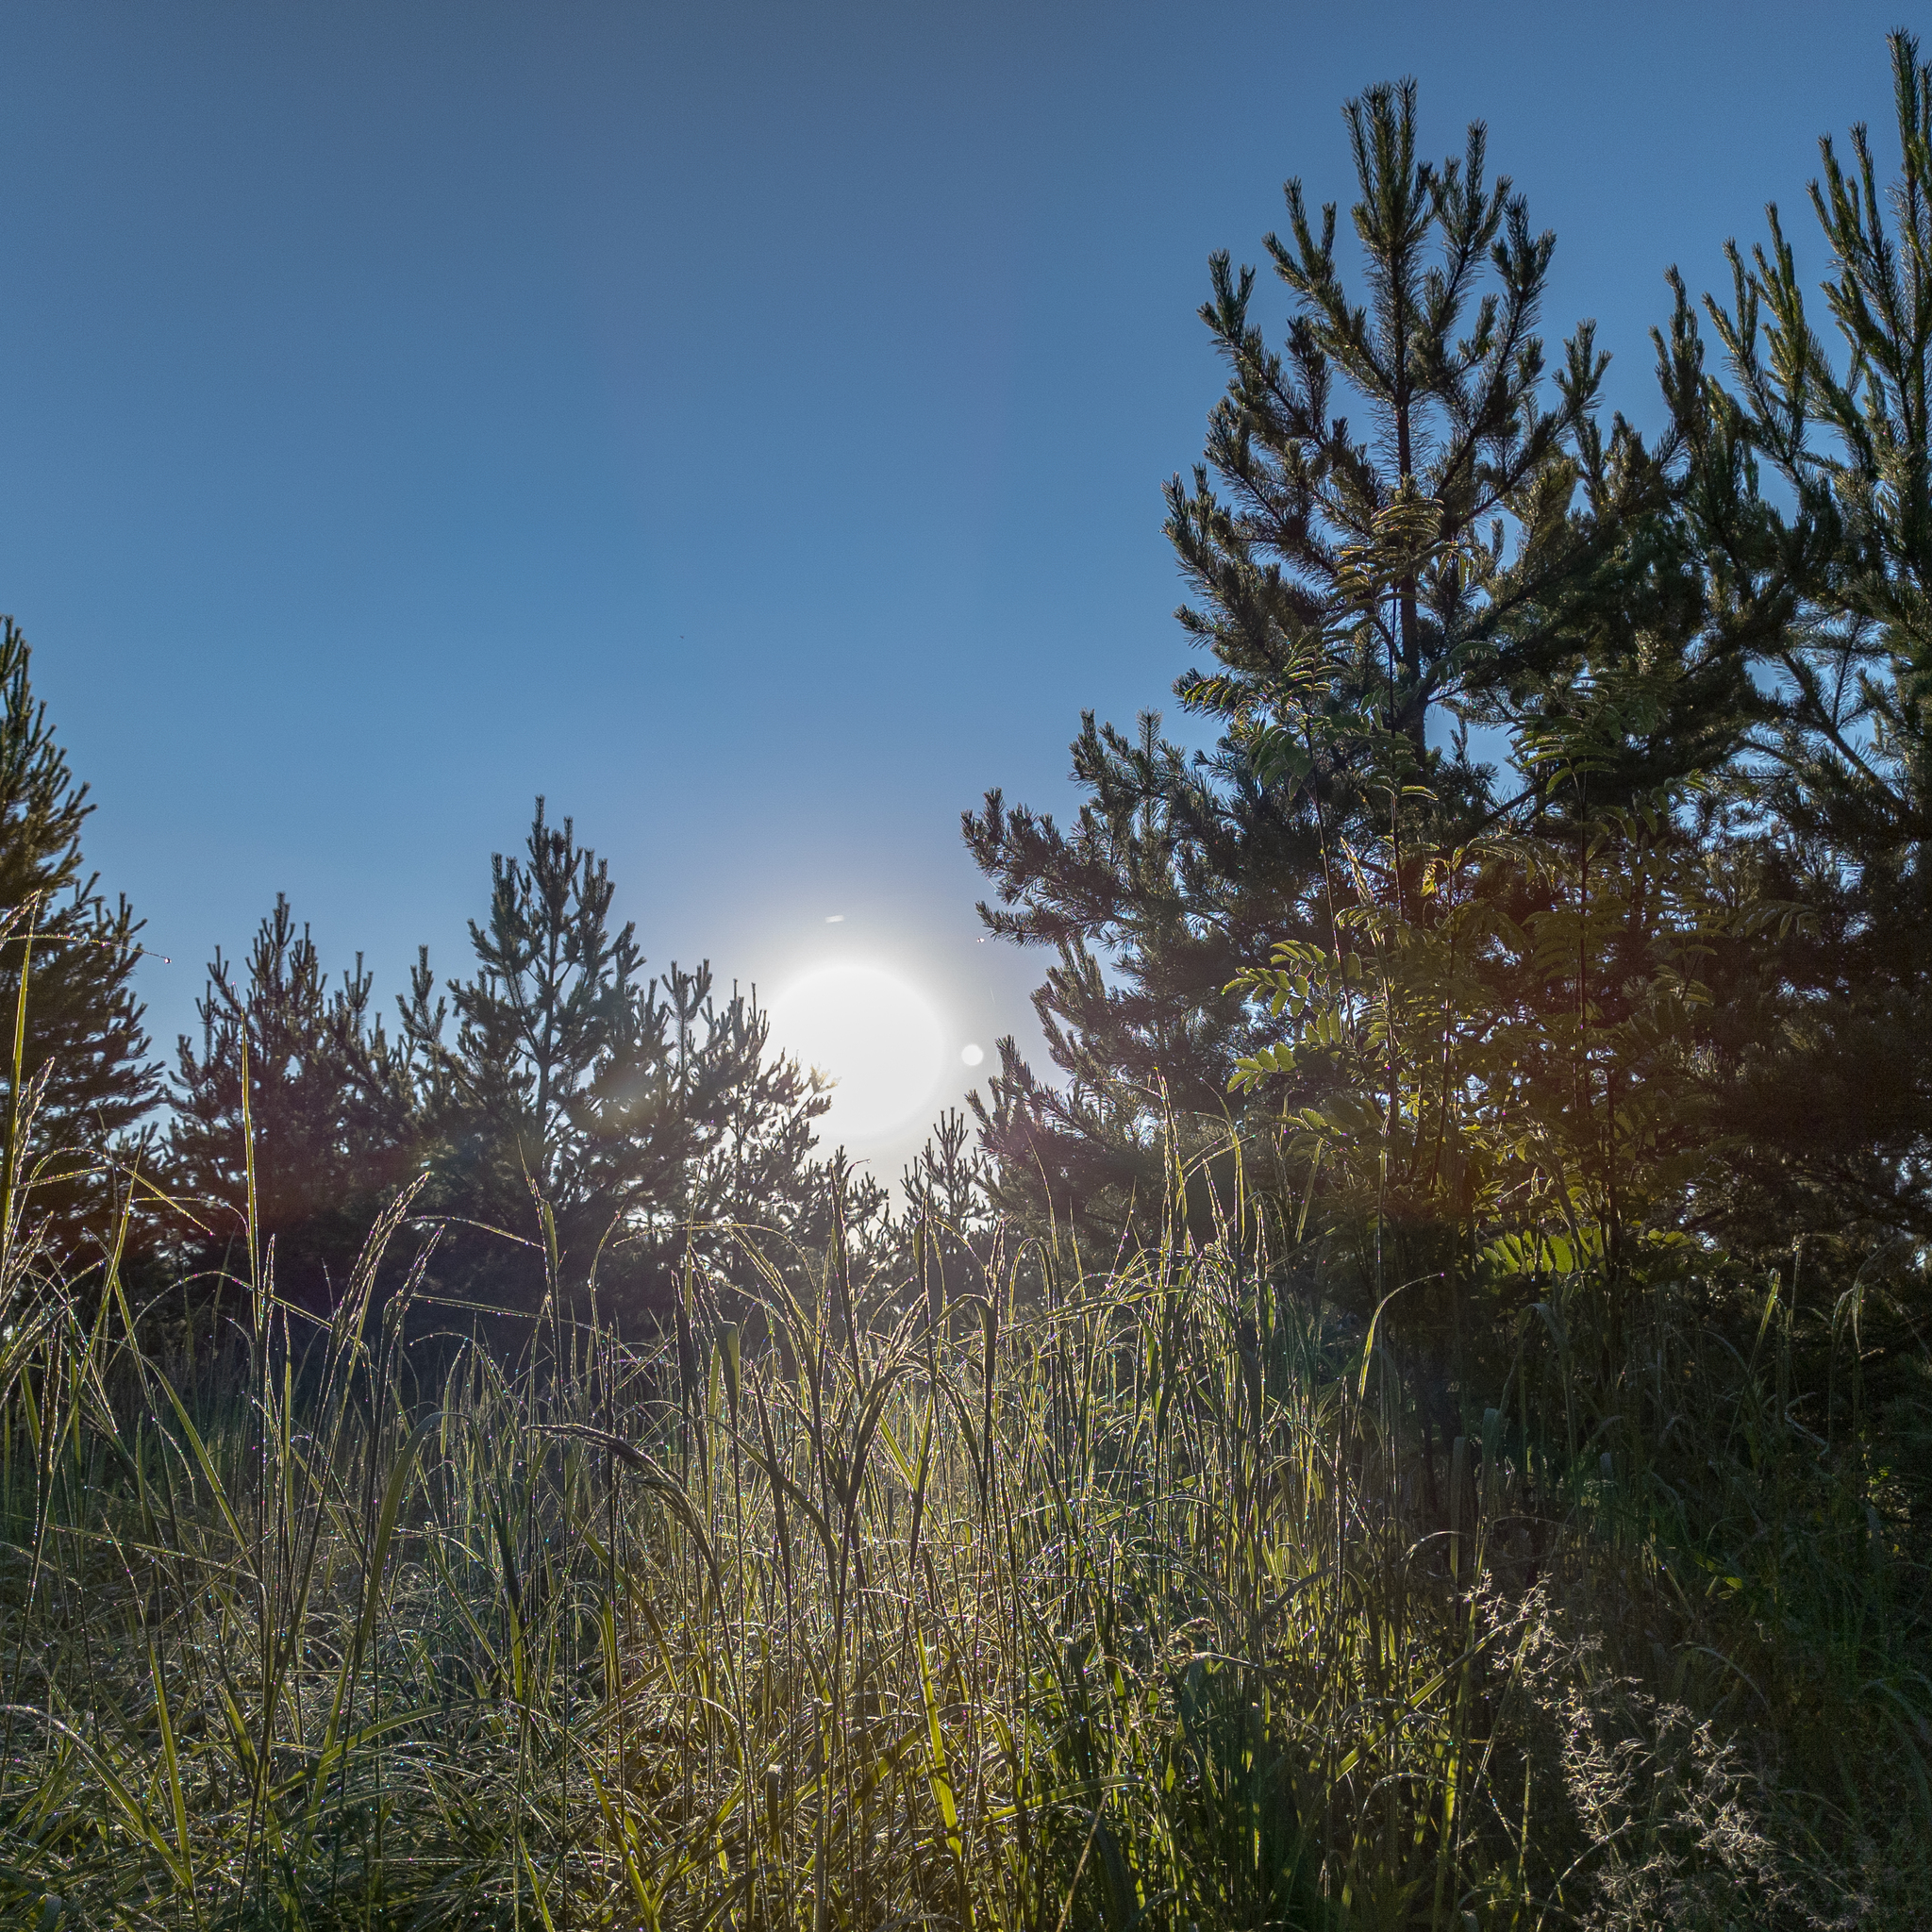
[769,963,945,1143]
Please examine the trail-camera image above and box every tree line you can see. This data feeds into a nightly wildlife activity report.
[0,680,849,1328]
[10,36,1932,1382]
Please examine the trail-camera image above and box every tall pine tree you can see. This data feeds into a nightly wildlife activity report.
[0,617,158,1263]
[401,799,829,1326]
[1673,29,1932,1245]
[170,896,422,1314]
[966,78,1702,1238]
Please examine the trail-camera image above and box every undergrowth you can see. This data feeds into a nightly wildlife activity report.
[0,1155,1924,1929]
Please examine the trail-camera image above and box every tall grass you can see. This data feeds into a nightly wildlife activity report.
[0,1139,1924,1927]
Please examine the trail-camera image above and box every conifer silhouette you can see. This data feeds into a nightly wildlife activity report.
[0,617,158,1261]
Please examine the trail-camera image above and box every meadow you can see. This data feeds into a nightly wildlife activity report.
[1,1132,1924,1930]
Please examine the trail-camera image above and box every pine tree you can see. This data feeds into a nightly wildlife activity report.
[0,617,158,1261]
[169,896,422,1314]
[966,77,1702,1237]
[401,798,829,1325]
[1674,30,1932,1243]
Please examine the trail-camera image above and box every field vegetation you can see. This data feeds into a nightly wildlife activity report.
[3,1141,1923,1928]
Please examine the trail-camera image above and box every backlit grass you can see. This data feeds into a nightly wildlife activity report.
[0,1155,1924,1928]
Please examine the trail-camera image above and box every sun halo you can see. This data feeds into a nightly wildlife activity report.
[768,961,946,1143]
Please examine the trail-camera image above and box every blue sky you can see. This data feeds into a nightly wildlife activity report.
[0,0,1911,1175]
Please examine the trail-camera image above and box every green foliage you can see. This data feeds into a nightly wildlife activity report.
[1171,79,1625,772]
[967,42,1932,1335]
[965,74,1726,1246]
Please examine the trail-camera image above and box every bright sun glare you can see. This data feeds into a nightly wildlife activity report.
[770,963,945,1143]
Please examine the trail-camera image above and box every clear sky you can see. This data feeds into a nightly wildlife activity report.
[0,0,1911,1179]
